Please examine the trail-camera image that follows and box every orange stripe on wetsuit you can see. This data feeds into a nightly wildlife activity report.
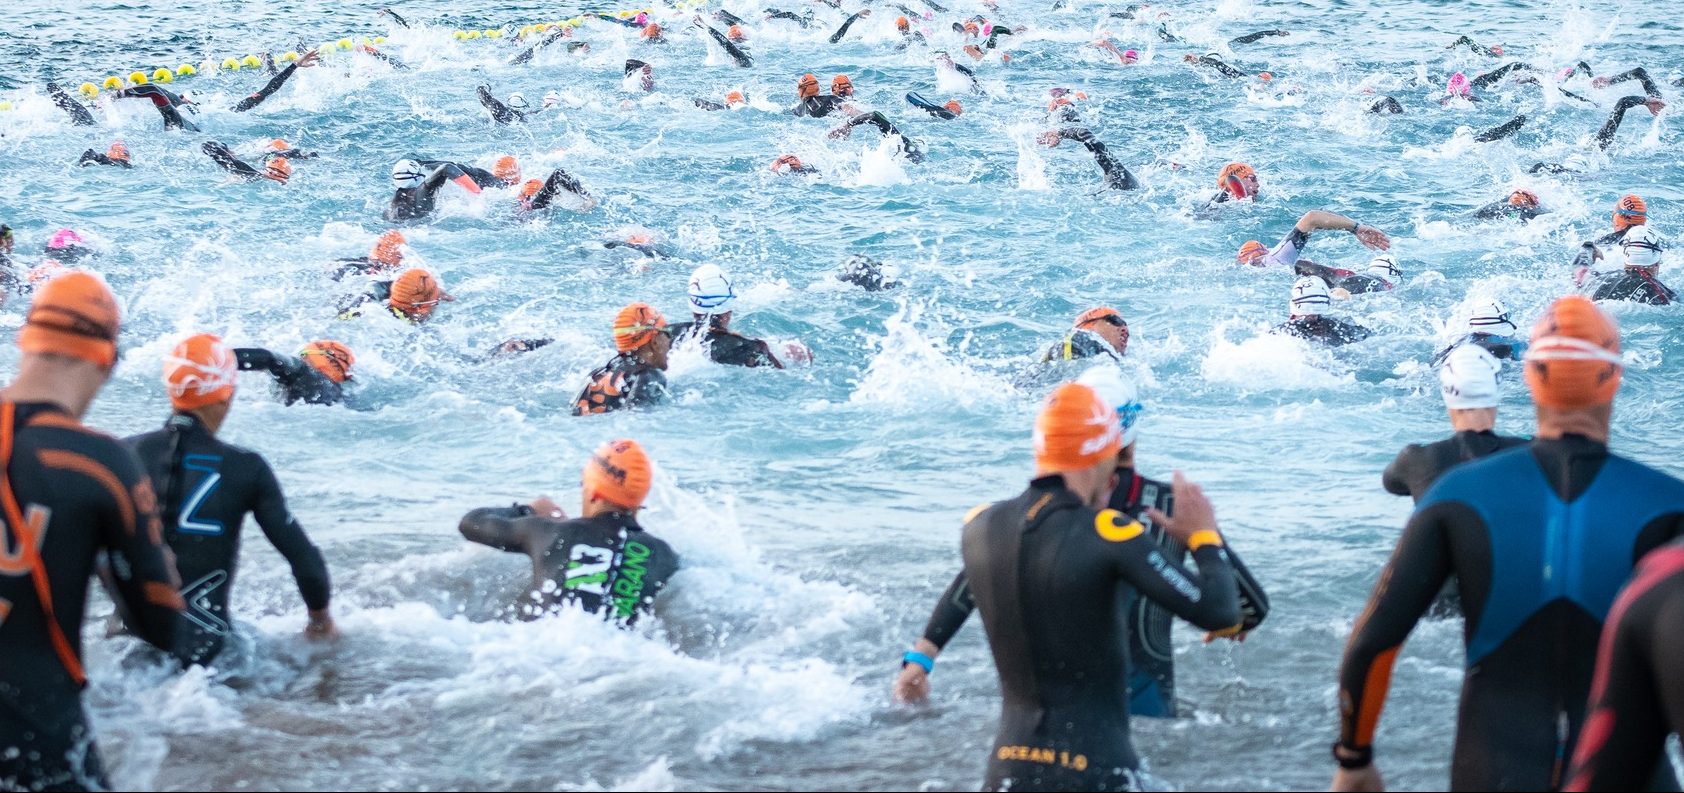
[1340,563,1404,749]
[0,401,87,686]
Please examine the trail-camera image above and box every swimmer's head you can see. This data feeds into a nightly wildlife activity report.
[267,138,289,153]
[263,156,291,185]
[944,99,963,116]
[106,141,130,163]
[1122,49,1139,64]
[1439,344,1501,411]
[1447,72,1471,98]
[543,90,563,109]
[1033,382,1122,479]
[1622,225,1663,270]
[392,159,425,189]
[1074,307,1129,356]
[1218,162,1258,200]
[896,15,910,32]
[1525,295,1621,410]
[582,439,654,512]
[1366,254,1401,283]
[640,22,663,39]
[507,92,529,111]
[725,90,747,108]
[164,333,237,411]
[831,74,854,97]
[18,270,120,369]
[612,303,671,367]
[770,154,806,173]
[1237,240,1269,266]
[963,21,980,37]
[1508,189,1540,208]
[728,24,746,41]
[1613,194,1647,231]
[493,155,521,184]
[1076,365,1143,450]
[46,229,93,263]
[687,263,737,316]
[518,178,542,203]
[370,230,405,267]
[798,73,820,99]
[1466,298,1516,335]
[300,340,354,383]
[1290,275,1332,317]
[388,268,452,322]
[1258,71,1273,82]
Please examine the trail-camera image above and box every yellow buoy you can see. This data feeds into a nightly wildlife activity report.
[0,101,12,112]
[79,82,99,98]
[103,75,124,90]
[318,43,337,55]
[129,70,149,85]
[468,30,482,39]
[176,64,196,77]
[337,37,353,50]
[152,67,173,83]
[241,54,261,68]
[222,57,241,71]
[485,29,502,38]
[453,30,467,40]
[374,36,387,44]
[281,51,299,62]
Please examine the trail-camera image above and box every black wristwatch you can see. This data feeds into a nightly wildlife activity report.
[1333,742,1373,770]
[1350,221,1363,235]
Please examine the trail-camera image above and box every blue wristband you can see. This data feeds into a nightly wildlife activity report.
[902,651,935,674]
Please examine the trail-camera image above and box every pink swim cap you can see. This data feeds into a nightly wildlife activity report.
[1447,72,1470,98]
[1123,49,1139,59]
[46,228,83,250]
[635,12,649,25]
[1556,66,1574,82]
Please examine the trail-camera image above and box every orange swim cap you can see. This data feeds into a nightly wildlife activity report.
[613,303,668,352]
[728,24,745,41]
[896,15,909,31]
[370,230,406,267]
[18,270,120,367]
[300,340,354,383]
[519,178,542,202]
[963,21,980,36]
[1218,162,1256,199]
[1034,382,1122,473]
[1237,240,1269,265]
[832,74,853,96]
[1613,194,1646,231]
[163,333,237,410]
[1047,96,1072,111]
[944,99,963,116]
[582,438,653,510]
[389,268,449,320]
[264,156,291,184]
[798,73,819,99]
[641,22,662,39]
[268,138,289,153]
[725,90,746,106]
[963,44,984,60]
[624,233,653,246]
[107,141,130,163]
[1075,306,1125,329]
[1509,189,1540,208]
[493,155,520,184]
[1524,295,1622,410]
[1258,71,1273,82]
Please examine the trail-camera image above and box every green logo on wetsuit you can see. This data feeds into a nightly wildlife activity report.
[611,541,652,619]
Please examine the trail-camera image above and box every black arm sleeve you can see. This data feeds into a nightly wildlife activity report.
[46,83,96,126]
[115,85,198,131]
[1230,29,1288,45]
[232,62,299,112]
[251,457,331,610]
[511,29,564,66]
[1059,128,1139,190]
[1364,95,1403,114]
[1474,113,1527,142]
[381,8,410,27]
[1196,56,1245,78]
[919,571,975,650]
[100,456,183,650]
[477,86,525,124]
[1470,62,1530,90]
[705,25,754,66]
[528,168,591,210]
[1604,67,1661,97]
[1472,199,1513,219]
[1382,448,1414,496]
[201,141,262,179]
[1596,95,1649,150]
[1117,541,1241,631]
[984,26,1012,49]
[716,9,745,25]
[234,347,289,376]
[458,506,541,552]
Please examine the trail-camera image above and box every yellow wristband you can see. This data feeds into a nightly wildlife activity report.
[1187,530,1223,550]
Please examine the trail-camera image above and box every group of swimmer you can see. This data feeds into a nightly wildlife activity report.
[3,2,1683,792]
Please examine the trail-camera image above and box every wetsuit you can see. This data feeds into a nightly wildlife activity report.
[1049,128,1138,190]
[77,150,130,169]
[1336,436,1684,790]
[1601,67,1662,98]
[1189,55,1245,78]
[1564,539,1684,792]
[1471,62,1532,90]
[839,112,926,162]
[1475,114,1527,143]
[1448,35,1502,57]
[763,9,815,28]
[1590,269,1674,305]
[906,92,959,120]
[791,94,847,118]
[838,255,897,290]
[234,348,346,406]
[0,402,182,791]
[984,27,1014,50]
[829,11,869,43]
[1272,315,1371,346]
[1431,333,1527,366]
[126,413,330,668]
[385,160,494,222]
[380,7,409,27]
[1596,95,1654,150]
[487,338,554,359]
[510,29,565,66]
[477,86,527,124]
[668,320,782,368]
[1383,430,1528,504]
[951,475,1241,791]
[572,354,667,415]
[602,239,672,258]
[356,44,409,70]
[1230,29,1288,45]
[202,141,271,182]
[1040,329,1119,364]
[1295,262,1392,294]
[1473,199,1546,222]
[702,24,753,67]
[232,61,304,112]
[1157,24,1183,43]
[113,84,199,131]
[520,169,591,213]
[457,506,677,625]
[1368,96,1404,115]
[45,83,95,127]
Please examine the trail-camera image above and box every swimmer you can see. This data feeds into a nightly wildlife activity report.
[1184,53,1246,78]
[1230,29,1289,46]
[1595,95,1666,150]
[1206,162,1259,206]
[1432,298,1528,365]
[332,229,407,279]
[906,93,962,119]
[837,254,900,290]
[602,233,674,259]
[378,7,409,27]
[639,21,666,43]
[0,272,183,791]
[828,8,872,43]
[1089,39,1138,65]
[762,8,816,28]
[1273,276,1371,346]
[1446,35,1503,57]
[1237,209,1391,268]
[1590,226,1673,305]
[128,334,336,667]
[1045,87,1088,123]
[573,303,671,415]
[1591,66,1663,99]
[263,138,317,160]
[202,141,291,184]
[894,15,927,49]
[509,27,587,66]
[234,341,354,406]
[1366,96,1404,115]
[1472,188,1546,221]
[1295,254,1400,295]
[112,82,201,131]
[517,168,596,214]
[1385,344,1526,503]
[769,154,818,175]
[458,439,678,625]
[896,383,1242,791]
[1042,307,1128,363]
[1037,128,1139,190]
[1332,296,1684,792]
[831,111,927,163]
[477,85,532,124]
[667,264,786,368]
[934,51,980,92]
[45,81,96,126]
[693,18,753,67]
[353,41,410,70]
[232,49,320,112]
[623,59,656,93]
[790,73,846,118]
[1572,195,1652,276]
[42,228,95,265]
[77,141,132,169]
[694,90,750,111]
[385,158,496,222]
[485,337,555,359]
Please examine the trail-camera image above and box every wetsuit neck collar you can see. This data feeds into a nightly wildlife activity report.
[166,411,207,433]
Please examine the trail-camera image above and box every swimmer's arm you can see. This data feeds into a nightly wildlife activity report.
[1471,200,1511,220]
[101,459,183,650]
[1225,546,1270,633]
[1230,29,1288,45]
[984,26,1012,49]
[1335,506,1453,765]
[1598,67,1661,98]
[1564,578,1675,791]
[47,83,96,126]
[1469,62,1530,90]
[1474,113,1527,143]
[1596,95,1651,150]
[829,10,869,43]
[233,56,310,112]
[251,457,332,613]
[379,7,409,28]
[201,141,263,179]
[459,506,551,553]
[1201,56,1246,78]
[1115,528,1242,632]
[477,86,522,124]
[234,347,293,379]
[918,570,975,651]
[1380,448,1414,496]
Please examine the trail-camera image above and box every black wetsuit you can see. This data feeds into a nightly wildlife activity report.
[477,86,528,124]
[1564,539,1684,792]
[457,507,678,626]
[77,150,130,169]
[1040,329,1119,363]
[763,8,815,28]
[385,160,497,222]
[668,320,782,368]
[1384,430,1528,504]
[1475,114,1527,143]
[1295,262,1392,295]
[381,7,410,27]
[1272,315,1371,346]
[0,402,182,792]
[1471,62,1531,90]
[1189,55,1245,78]
[573,354,667,415]
[829,11,870,43]
[520,169,592,212]
[791,94,847,118]
[838,111,926,162]
[1230,29,1288,45]
[1337,436,1684,790]
[1596,95,1655,150]
[702,25,753,67]
[126,413,330,668]
[838,255,898,290]
[45,83,95,127]
[1050,128,1138,190]
[487,338,554,359]
[113,84,199,131]
[952,475,1241,791]
[1431,333,1527,366]
[232,61,303,112]
[1602,67,1662,98]
[234,348,346,406]
[202,141,271,182]
[1368,96,1404,115]
[1472,199,1546,221]
[1591,269,1674,305]
[907,92,959,119]
[509,30,566,66]
[1448,35,1502,57]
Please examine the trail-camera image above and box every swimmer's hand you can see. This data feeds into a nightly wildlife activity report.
[530,497,568,520]
[1591,76,1610,89]
[1354,224,1390,252]
[299,50,322,68]
[893,639,939,703]
[1145,471,1217,545]
[305,609,340,640]
[1331,765,1384,792]
[1645,97,1666,115]
[1036,131,1062,147]
[1203,626,1248,644]
[1330,287,1352,301]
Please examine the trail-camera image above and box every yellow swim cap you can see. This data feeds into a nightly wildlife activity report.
[281,51,299,62]
[129,70,149,85]
[241,54,261,68]
[221,57,241,71]
[79,82,99,98]
[176,64,195,76]
[337,37,353,50]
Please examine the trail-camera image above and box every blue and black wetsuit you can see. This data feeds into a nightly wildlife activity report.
[1337,436,1684,789]
[1591,269,1674,305]
[126,413,331,667]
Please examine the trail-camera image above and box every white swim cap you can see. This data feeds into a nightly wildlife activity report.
[1367,254,1401,282]
[1623,224,1663,268]
[1290,275,1331,316]
[687,263,737,314]
[1465,298,1516,335]
[392,158,425,189]
[1076,364,1142,449]
[1440,344,1501,410]
[507,92,529,110]
[543,90,562,108]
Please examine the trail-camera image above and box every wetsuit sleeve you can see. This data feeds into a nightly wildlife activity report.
[1595,95,1649,150]
[510,29,564,65]
[202,141,262,179]
[101,453,183,649]
[1057,128,1138,190]
[1230,29,1288,45]
[459,506,547,553]
[527,169,591,211]
[115,85,198,131]
[46,83,96,126]
[381,8,410,27]
[1366,96,1403,114]
[250,456,331,611]
[705,26,753,67]
[829,12,867,43]
[626,368,669,407]
[1266,227,1311,268]
[477,86,525,124]
[918,571,975,650]
[234,347,288,377]
[1603,67,1661,97]
[1336,505,1455,757]
[232,62,299,112]
[984,26,1012,49]
[1381,448,1415,496]
[1470,62,1530,90]
[1101,513,1241,631]
[359,47,409,70]
[1197,56,1245,78]
[1474,114,1527,143]
[1472,200,1513,220]
[694,98,727,111]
